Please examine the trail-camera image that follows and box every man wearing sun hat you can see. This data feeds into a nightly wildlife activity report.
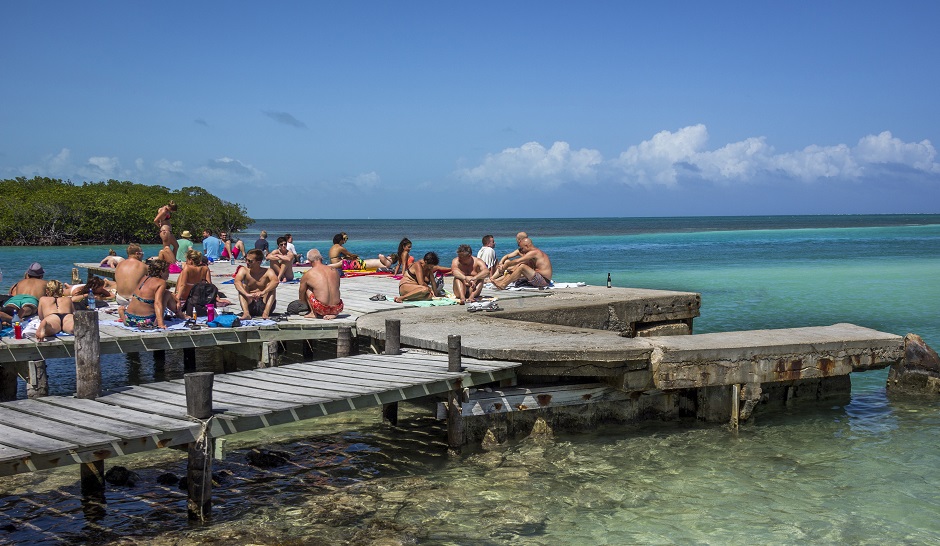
[176,230,194,263]
[3,262,47,320]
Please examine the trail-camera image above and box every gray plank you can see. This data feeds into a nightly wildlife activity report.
[0,442,30,462]
[145,381,301,412]
[2,399,162,439]
[36,396,197,431]
[0,406,119,445]
[0,422,76,454]
[95,391,190,419]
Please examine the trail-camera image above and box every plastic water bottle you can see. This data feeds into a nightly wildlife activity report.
[12,311,22,339]
[206,304,216,322]
[230,257,235,266]
[607,272,612,288]
[87,291,96,310]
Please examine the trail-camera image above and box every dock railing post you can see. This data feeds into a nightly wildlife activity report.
[27,360,48,399]
[185,371,215,522]
[447,335,465,450]
[382,319,402,426]
[337,326,352,357]
[74,310,105,496]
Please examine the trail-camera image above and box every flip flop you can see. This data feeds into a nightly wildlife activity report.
[369,294,387,301]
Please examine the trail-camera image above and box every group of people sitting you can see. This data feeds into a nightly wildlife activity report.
[1,262,116,340]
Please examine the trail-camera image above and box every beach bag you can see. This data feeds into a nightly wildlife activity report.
[185,281,218,317]
[207,314,240,328]
[286,299,309,315]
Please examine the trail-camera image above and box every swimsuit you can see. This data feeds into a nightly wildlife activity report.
[514,272,551,288]
[307,294,344,317]
[6,294,39,309]
[221,247,241,259]
[341,258,366,270]
[133,278,155,304]
[124,312,157,327]
[246,299,266,317]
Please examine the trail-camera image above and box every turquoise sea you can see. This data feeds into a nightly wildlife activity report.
[1,215,939,544]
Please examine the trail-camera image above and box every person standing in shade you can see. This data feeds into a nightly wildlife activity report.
[176,230,194,263]
[254,230,270,258]
[202,229,222,262]
[476,235,497,277]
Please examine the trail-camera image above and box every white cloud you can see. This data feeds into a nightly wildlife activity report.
[456,126,940,189]
[455,141,603,189]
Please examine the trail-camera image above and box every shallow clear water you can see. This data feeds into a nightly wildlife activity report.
[1,215,939,544]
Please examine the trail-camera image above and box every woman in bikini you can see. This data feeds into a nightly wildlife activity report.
[118,259,179,329]
[383,238,414,275]
[154,200,179,256]
[175,249,211,310]
[395,251,440,303]
[37,280,75,340]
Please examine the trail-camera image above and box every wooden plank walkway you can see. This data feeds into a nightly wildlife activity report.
[0,350,520,476]
[0,267,542,364]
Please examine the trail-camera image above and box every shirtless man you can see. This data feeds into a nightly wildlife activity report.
[495,232,528,276]
[492,238,553,289]
[114,244,149,307]
[268,236,296,282]
[234,249,279,319]
[450,244,490,304]
[3,262,47,320]
[298,249,343,320]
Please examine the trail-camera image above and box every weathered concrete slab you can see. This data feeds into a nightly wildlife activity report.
[356,286,702,372]
[650,323,904,390]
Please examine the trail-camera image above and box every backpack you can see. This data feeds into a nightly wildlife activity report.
[286,299,309,315]
[185,281,219,317]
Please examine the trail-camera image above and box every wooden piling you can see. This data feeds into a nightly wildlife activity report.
[185,371,214,521]
[27,360,48,399]
[447,335,465,449]
[74,310,104,496]
[382,319,401,426]
[0,364,15,402]
[183,348,197,371]
[385,319,401,356]
[259,342,278,368]
[337,326,352,357]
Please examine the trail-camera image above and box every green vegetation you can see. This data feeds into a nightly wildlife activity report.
[0,177,253,246]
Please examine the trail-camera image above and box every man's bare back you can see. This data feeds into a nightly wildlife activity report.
[299,250,343,319]
[10,278,46,299]
[115,259,148,298]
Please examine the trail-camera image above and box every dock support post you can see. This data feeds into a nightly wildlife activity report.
[382,319,401,426]
[27,360,48,399]
[337,326,352,357]
[0,364,15,402]
[185,372,215,522]
[183,348,197,371]
[447,335,465,450]
[302,340,314,359]
[258,342,278,368]
[74,310,105,496]
[730,384,740,432]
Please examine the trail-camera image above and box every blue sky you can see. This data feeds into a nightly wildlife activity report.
[2,2,939,219]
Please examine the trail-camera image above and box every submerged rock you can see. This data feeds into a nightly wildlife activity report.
[104,466,139,487]
[247,448,292,468]
[886,333,940,395]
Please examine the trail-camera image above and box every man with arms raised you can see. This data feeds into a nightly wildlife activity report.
[451,244,490,304]
[114,244,149,307]
[492,237,553,290]
[298,249,344,320]
[234,249,279,319]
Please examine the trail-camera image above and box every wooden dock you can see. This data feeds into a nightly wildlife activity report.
[0,350,518,477]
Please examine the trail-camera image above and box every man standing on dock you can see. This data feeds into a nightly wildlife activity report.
[234,249,279,319]
[298,249,344,320]
[492,238,553,289]
[114,244,148,306]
